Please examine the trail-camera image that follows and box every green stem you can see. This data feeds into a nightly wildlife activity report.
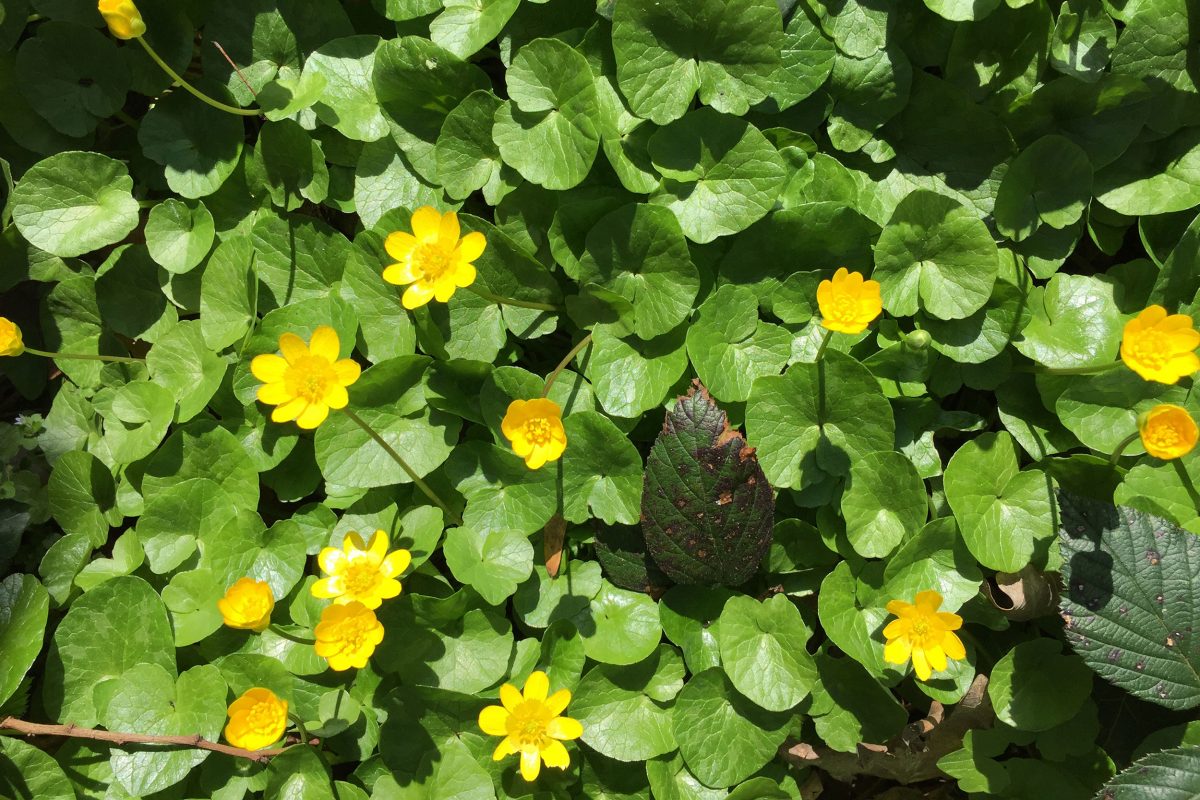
[113,109,140,129]
[1173,459,1200,513]
[1015,360,1125,376]
[136,37,260,117]
[1109,431,1141,464]
[542,333,592,398]
[287,714,311,745]
[466,285,560,312]
[340,408,463,526]
[813,327,834,363]
[23,347,141,364]
[269,624,314,644]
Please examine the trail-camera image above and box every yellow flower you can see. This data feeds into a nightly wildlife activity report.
[1120,305,1200,384]
[314,601,384,671]
[478,671,583,782]
[311,529,411,610]
[0,318,24,357]
[250,325,361,430]
[817,267,883,334]
[382,206,486,310]
[882,590,966,681]
[98,0,146,39]
[217,578,274,632]
[501,398,567,470]
[1138,404,1199,460]
[224,688,287,751]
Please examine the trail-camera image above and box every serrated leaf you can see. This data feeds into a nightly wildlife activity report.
[643,382,774,586]
[1098,745,1200,800]
[1059,492,1200,710]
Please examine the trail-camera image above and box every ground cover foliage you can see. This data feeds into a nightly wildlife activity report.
[1,0,1200,798]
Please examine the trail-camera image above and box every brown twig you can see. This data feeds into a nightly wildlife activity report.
[211,41,257,98]
[0,717,317,763]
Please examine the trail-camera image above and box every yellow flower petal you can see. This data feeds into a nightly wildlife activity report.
[453,261,477,288]
[500,683,523,712]
[457,231,487,262]
[439,210,461,244]
[311,575,345,599]
[308,325,340,362]
[545,688,571,716]
[257,382,292,405]
[925,645,948,673]
[546,716,582,741]
[914,590,943,612]
[324,385,349,410]
[383,261,420,286]
[385,231,419,262]
[883,637,912,666]
[271,398,307,423]
[411,207,443,241]
[519,749,541,782]
[382,549,411,578]
[882,618,908,639]
[478,705,510,736]
[317,547,345,575]
[493,737,518,761]
[937,611,963,631]
[912,647,932,681]
[402,283,436,309]
[295,402,330,429]
[540,738,570,770]
[523,671,549,702]
[278,332,309,364]
[943,631,967,660]
[250,354,288,383]
[334,359,361,386]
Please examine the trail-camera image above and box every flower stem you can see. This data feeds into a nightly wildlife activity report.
[113,109,140,129]
[542,333,593,398]
[466,285,560,312]
[339,408,462,526]
[1014,360,1125,376]
[269,624,314,644]
[813,327,834,363]
[1109,431,1141,464]
[136,37,260,117]
[23,347,142,364]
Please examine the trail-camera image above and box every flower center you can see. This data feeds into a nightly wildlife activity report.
[1130,331,1168,370]
[523,418,553,447]
[330,615,375,654]
[246,702,283,734]
[506,701,552,748]
[342,559,382,597]
[414,243,453,282]
[235,595,268,618]
[909,618,934,645]
[829,292,859,323]
[1147,424,1182,449]
[285,356,336,404]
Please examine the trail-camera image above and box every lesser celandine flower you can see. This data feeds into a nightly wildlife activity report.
[250,326,361,430]
[817,267,883,334]
[1138,404,1199,460]
[501,398,567,470]
[311,529,411,610]
[224,688,287,751]
[217,578,274,632]
[882,590,966,681]
[314,601,384,671]
[0,318,24,357]
[1120,305,1200,384]
[97,0,146,39]
[478,671,583,782]
[383,207,486,309]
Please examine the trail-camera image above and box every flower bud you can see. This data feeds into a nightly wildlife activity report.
[904,329,931,350]
[98,0,146,40]
[0,317,24,357]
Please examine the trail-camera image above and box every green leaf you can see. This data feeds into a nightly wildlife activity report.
[430,0,521,58]
[199,235,257,350]
[923,0,1001,21]
[671,668,790,789]
[103,663,227,796]
[685,285,791,403]
[760,8,836,112]
[379,605,514,694]
[436,90,513,201]
[586,326,689,419]
[46,576,176,726]
[48,450,115,547]
[562,411,644,525]
[809,652,907,751]
[74,531,144,592]
[251,212,349,311]
[920,281,1032,365]
[443,526,533,606]
[988,638,1093,731]
[1098,746,1200,800]
[145,199,215,275]
[648,109,788,243]
[827,46,912,154]
[301,35,388,142]
[247,119,329,210]
[11,151,139,258]
[717,595,817,712]
[646,752,727,800]
[0,574,48,709]
[15,22,128,137]
[352,138,444,230]
[840,450,927,558]
[493,39,601,191]
[643,383,775,586]
[515,561,603,629]
[138,88,245,199]
[572,647,682,761]
[944,432,1056,572]
[0,737,74,800]
[817,561,895,679]
[200,509,308,598]
[805,0,889,58]
[746,352,895,497]
[660,585,733,674]
[873,189,999,320]
[1014,273,1122,369]
[314,357,459,489]
[1059,492,1200,710]
[611,0,782,124]
[581,580,663,666]
[1055,370,1184,455]
[445,440,557,535]
[146,320,227,423]
[881,517,984,612]
[995,134,1093,242]
[1096,128,1200,216]
[161,568,224,647]
[576,203,698,340]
